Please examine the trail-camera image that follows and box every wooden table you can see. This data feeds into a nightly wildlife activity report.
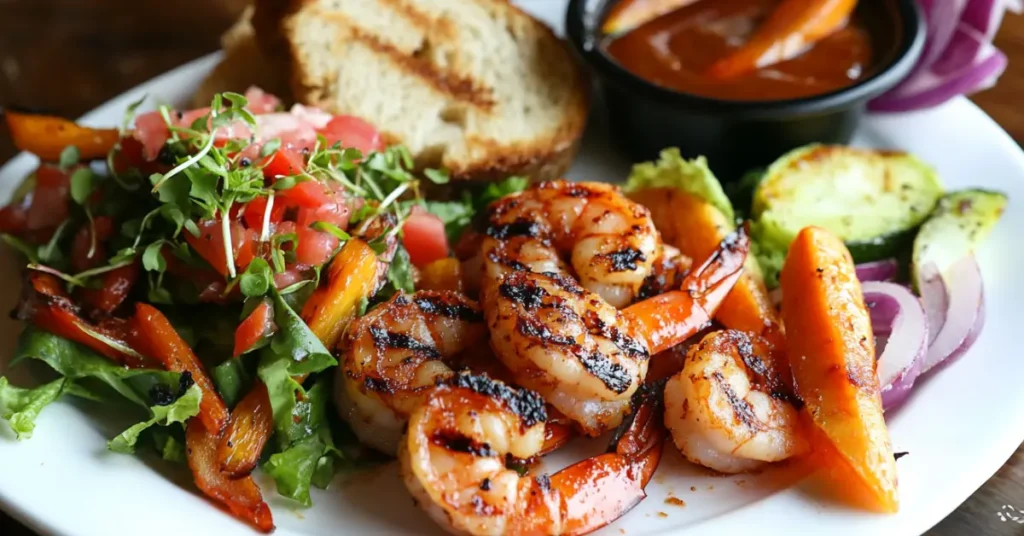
[0,1,1022,534]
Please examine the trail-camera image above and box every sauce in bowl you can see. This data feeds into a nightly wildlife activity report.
[605,0,874,102]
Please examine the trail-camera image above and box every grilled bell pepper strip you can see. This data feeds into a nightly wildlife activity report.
[780,226,898,512]
[301,238,379,349]
[216,381,274,477]
[4,110,120,161]
[133,303,228,434]
[186,419,275,532]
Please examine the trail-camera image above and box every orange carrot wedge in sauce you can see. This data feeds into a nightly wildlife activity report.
[602,0,700,35]
[780,227,898,512]
[706,0,859,79]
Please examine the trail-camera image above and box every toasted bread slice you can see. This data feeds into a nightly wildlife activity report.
[252,0,589,183]
[192,8,292,108]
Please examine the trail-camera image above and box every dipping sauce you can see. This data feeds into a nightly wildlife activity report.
[605,0,874,101]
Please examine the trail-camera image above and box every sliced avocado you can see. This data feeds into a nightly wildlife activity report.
[912,189,1007,288]
[751,144,944,285]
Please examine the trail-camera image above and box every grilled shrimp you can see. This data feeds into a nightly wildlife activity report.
[400,372,664,536]
[484,181,661,308]
[335,291,487,455]
[664,330,808,474]
[481,181,750,436]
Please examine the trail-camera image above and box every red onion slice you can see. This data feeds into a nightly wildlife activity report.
[856,259,899,282]
[921,255,986,375]
[863,282,929,410]
[918,262,949,346]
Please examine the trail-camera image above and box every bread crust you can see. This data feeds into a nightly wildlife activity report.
[251,0,589,183]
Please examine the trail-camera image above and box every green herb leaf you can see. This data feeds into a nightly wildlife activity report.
[385,245,415,294]
[36,220,71,265]
[108,384,202,454]
[149,426,187,463]
[423,168,450,185]
[59,146,80,170]
[142,241,166,273]
[260,138,282,158]
[265,288,335,376]
[477,176,529,209]
[310,221,351,241]
[0,377,72,439]
[211,354,256,408]
[120,95,148,135]
[70,167,98,205]
[239,257,273,298]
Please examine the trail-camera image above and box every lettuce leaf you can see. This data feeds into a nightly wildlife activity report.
[0,377,71,439]
[255,290,340,505]
[108,384,202,454]
[417,176,530,242]
[11,327,184,409]
[623,148,735,223]
[261,375,339,506]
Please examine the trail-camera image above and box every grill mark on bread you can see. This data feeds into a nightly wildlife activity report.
[320,12,496,108]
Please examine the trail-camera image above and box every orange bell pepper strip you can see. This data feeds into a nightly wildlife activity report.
[186,419,275,532]
[4,110,120,161]
[779,227,898,512]
[133,303,229,434]
[706,0,859,79]
[79,262,141,316]
[602,0,700,35]
[216,381,274,477]
[301,238,380,349]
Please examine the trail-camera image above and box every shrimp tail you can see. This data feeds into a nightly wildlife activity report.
[553,388,665,535]
[625,226,750,354]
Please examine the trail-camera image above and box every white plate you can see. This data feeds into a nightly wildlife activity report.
[1,2,1022,535]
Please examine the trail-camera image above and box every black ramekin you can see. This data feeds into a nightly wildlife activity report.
[566,0,926,181]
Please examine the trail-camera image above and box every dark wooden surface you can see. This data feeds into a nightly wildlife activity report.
[1,1,1023,535]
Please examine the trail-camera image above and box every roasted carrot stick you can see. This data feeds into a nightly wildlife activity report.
[4,110,120,161]
[216,381,274,477]
[602,0,700,35]
[134,303,229,434]
[186,420,275,532]
[706,0,859,79]
[779,227,897,512]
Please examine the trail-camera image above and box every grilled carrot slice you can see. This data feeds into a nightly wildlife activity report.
[706,0,859,79]
[216,382,274,477]
[134,303,228,434]
[5,110,120,161]
[186,419,274,532]
[780,226,897,512]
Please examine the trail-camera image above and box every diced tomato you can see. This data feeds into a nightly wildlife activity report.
[262,148,305,179]
[296,202,349,230]
[244,87,282,114]
[25,165,70,232]
[70,216,115,272]
[319,115,383,155]
[242,196,286,231]
[234,300,275,357]
[273,269,304,290]
[133,111,170,161]
[80,262,140,315]
[184,219,255,277]
[279,180,328,209]
[294,225,338,268]
[403,207,450,268]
